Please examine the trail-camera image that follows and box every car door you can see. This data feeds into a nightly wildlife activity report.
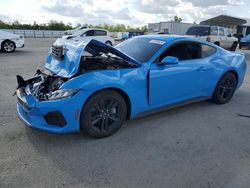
[219,27,228,48]
[149,41,214,109]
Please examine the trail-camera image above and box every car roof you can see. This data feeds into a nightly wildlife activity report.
[84,28,108,32]
[136,34,221,48]
[138,34,199,43]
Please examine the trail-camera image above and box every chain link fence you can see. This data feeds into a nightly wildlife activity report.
[2,29,65,38]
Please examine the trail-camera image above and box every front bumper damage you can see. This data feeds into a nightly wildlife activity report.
[16,77,88,134]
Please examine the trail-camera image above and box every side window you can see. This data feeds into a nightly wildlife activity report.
[210,27,218,36]
[202,44,216,58]
[219,28,225,36]
[85,30,94,36]
[224,28,231,37]
[246,27,250,35]
[159,42,201,61]
[94,30,107,36]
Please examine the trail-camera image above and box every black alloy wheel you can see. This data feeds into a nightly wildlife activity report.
[81,90,127,138]
[212,72,237,104]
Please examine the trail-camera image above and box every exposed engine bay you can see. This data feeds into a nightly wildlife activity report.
[16,39,139,101]
[17,54,136,101]
[79,55,137,73]
[17,71,67,101]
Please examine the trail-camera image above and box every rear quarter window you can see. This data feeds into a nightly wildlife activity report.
[186,27,210,36]
[94,30,107,36]
[202,44,216,58]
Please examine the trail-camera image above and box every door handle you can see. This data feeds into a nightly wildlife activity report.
[197,67,210,71]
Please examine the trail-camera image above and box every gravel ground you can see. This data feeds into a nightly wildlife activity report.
[0,38,250,188]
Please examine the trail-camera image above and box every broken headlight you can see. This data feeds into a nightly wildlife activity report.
[48,89,79,100]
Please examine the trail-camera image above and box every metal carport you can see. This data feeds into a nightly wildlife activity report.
[200,15,247,28]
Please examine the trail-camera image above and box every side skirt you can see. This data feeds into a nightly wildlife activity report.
[133,96,211,119]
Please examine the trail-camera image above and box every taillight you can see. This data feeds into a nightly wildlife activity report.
[206,37,211,42]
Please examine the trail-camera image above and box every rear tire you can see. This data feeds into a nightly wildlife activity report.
[239,43,242,49]
[80,90,127,138]
[214,42,220,46]
[212,72,237,104]
[1,40,16,53]
[230,42,238,51]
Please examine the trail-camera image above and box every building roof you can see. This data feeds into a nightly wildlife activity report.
[200,15,247,28]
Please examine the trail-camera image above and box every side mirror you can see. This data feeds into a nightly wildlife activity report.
[158,56,179,66]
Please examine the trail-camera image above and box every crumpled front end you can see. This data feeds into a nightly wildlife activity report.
[45,39,140,78]
[16,39,140,134]
[45,39,87,78]
[15,74,88,133]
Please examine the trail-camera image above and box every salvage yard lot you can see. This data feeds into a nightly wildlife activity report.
[0,38,250,188]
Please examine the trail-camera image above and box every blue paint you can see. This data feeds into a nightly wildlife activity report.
[16,35,247,134]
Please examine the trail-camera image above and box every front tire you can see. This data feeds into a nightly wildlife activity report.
[1,40,16,53]
[80,90,127,138]
[230,42,238,51]
[212,72,237,104]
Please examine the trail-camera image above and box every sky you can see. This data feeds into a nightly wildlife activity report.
[0,0,249,27]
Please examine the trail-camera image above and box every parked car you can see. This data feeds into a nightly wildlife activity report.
[15,35,247,138]
[186,26,238,51]
[148,31,170,35]
[239,34,250,49]
[62,28,115,46]
[0,30,24,53]
[64,25,88,35]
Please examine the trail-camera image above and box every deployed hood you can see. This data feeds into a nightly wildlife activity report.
[45,39,139,78]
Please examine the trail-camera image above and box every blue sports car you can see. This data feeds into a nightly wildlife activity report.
[16,35,247,138]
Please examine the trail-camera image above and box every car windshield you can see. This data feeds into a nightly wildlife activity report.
[186,26,210,36]
[115,37,165,62]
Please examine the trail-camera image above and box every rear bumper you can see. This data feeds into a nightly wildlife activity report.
[16,89,88,134]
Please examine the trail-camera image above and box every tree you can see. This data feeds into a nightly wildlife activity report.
[0,20,148,32]
[174,16,182,23]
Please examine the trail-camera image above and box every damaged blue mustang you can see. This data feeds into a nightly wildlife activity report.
[16,35,247,138]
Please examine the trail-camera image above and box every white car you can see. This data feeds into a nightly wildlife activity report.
[0,30,25,53]
[62,28,115,46]
[64,25,88,35]
[186,26,238,51]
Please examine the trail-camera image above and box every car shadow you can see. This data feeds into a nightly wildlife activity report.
[24,88,250,186]
[0,50,33,56]
[24,99,214,183]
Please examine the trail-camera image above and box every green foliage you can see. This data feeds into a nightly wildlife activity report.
[0,20,148,32]
[0,20,72,30]
[174,16,182,23]
[84,23,148,32]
